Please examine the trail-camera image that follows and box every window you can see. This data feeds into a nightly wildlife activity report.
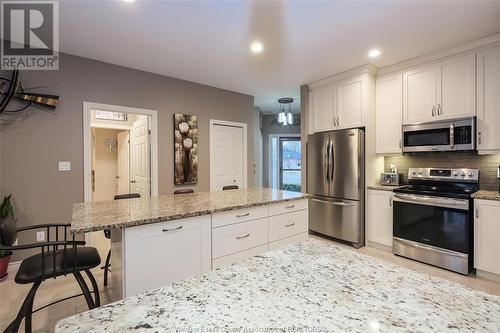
[279,138,301,192]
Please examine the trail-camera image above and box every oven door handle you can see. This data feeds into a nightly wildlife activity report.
[450,123,455,150]
[393,194,469,210]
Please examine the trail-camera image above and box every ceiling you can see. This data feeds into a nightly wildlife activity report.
[59,1,500,114]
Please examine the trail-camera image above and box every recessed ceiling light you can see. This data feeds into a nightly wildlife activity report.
[122,0,135,3]
[250,41,264,54]
[368,49,381,58]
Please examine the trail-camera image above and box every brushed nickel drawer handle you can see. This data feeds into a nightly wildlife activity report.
[236,233,250,239]
[285,205,295,209]
[285,223,295,227]
[162,226,183,232]
[236,213,250,218]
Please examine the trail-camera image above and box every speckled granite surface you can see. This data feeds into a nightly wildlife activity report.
[472,190,500,201]
[55,239,500,333]
[367,184,402,192]
[71,188,310,233]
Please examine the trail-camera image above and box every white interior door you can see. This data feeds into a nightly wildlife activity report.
[117,131,130,195]
[211,123,245,190]
[130,116,150,198]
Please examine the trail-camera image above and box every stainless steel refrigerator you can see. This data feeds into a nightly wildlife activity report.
[307,128,365,248]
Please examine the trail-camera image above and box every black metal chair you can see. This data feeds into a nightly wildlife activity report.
[0,217,101,333]
[222,185,239,190]
[173,189,194,195]
[101,193,141,287]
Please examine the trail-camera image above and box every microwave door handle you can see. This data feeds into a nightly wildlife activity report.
[450,123,455,149]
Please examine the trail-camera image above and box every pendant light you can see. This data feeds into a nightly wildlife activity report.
[277,97,294,126]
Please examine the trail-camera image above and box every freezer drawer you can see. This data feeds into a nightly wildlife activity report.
[309,197,363,245]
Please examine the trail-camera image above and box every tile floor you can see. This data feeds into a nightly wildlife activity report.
[1,235,499,333]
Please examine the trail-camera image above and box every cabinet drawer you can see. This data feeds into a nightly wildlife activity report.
[269,232,308,251]
[269,210,308,242]
[212,217,268,259]
[269,199,308,217]
[212,205,268,228]
[212,244,269,269]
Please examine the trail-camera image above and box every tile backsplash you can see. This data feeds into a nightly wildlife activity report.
[384,152,500,191]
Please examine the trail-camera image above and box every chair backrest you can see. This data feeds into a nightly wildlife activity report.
[174,189,194,195]
[222,185,239,190]
[0,216,17,247]
[114,193,141,200]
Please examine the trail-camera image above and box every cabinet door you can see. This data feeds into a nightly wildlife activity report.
[477,45,500,152]
[474,200,500,274]
[123,216,211,297]
[336,76,365,129]
[367,190,393,247]
[311,85,334,132]
[376,73,403,154]
[403,65,437,124]
[437,53,476,120]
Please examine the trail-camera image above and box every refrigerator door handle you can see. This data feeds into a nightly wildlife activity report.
[325,141,330,182]
[329,140,334,182]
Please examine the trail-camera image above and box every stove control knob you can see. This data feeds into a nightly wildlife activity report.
[417,170,422,175]
[468,172,474,177]
[461,172,466,177]
[453,172,459,176]
[412,170,417,175]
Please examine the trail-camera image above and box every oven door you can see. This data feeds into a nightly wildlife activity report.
[393,193,471,254]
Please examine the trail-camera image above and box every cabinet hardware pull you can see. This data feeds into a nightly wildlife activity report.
[285,223,296,227]
[162,226,183,232]
[478,132,481,145]
[389,197,393,207]
[475,207,479,218]
[399,139,402,149]
[236,233,250,239]
[437,104,442,115]
[285,205,295,209]
[236,213,250,218]
[432,105,436,116]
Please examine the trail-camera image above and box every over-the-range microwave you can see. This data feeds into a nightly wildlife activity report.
[402,117,475,153]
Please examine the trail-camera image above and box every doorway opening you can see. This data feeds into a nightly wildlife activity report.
[269,134,301,192]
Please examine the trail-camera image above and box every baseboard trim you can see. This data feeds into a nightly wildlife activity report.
[476,269,500,283]
[367,241,392,252]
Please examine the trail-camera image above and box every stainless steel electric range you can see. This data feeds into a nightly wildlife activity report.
[392,168,479,275]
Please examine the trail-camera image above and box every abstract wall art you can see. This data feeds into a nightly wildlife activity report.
[174,113,198,185]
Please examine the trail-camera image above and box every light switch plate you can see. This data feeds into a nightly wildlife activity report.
[36,231,45,242]
[58,161,71,171]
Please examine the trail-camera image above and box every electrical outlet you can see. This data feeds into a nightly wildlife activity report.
[36,231,45,242]
[58,161,71,171]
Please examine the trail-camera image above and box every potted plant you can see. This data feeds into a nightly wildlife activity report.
[0,194,15,281]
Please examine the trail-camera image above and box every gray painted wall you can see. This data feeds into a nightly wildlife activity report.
[1,53,256,261]
[385,152,500,190]
[261,114,300,187]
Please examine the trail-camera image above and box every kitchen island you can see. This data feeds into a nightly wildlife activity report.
[56,239,500,333]
[72,188,310,297]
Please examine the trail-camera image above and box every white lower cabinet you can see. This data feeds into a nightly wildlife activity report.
[123,215,211,297]
[474,199,500,275]
[367,189,393,247]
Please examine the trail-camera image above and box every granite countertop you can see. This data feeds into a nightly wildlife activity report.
[71,188,311,233]
[55,238,500,333]
[472,190,500,201]
[367,184,403,191]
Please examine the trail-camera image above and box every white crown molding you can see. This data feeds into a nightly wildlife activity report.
[307,63,378,89]
[378,32,500,76]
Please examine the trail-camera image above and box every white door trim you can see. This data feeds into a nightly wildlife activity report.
[268,134,301,189]
[209,119,247,191]
[83,101,159,203]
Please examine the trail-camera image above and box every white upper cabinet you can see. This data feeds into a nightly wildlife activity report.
[403,64,437,124]
[376,73,403,154]
[403,53,476,125]
[477,44,500,153]
[336,75,366,130]
[437,53,476,121]
[309,72,370,133]
[310,85,335,132]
